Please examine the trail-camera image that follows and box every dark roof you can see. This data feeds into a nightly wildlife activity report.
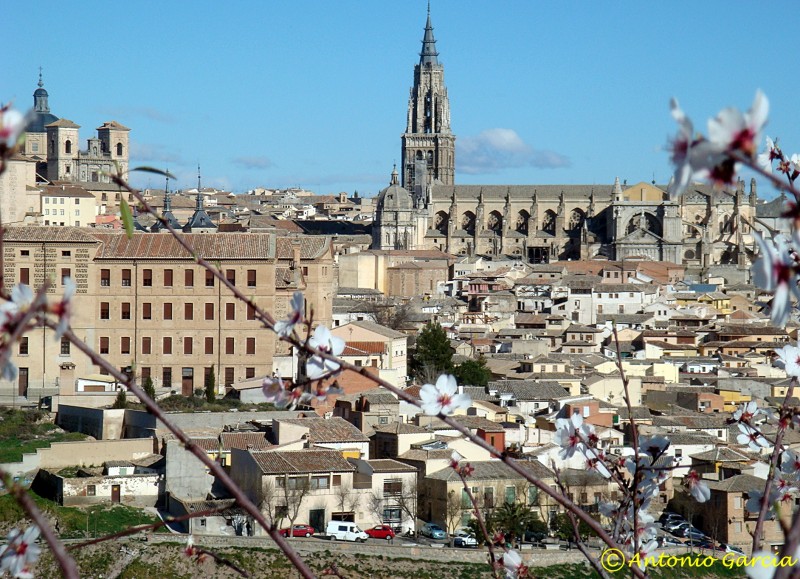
[278,417,370,443]
[427,459,554,482]
[364,459,418,473]
[250,449,356,474]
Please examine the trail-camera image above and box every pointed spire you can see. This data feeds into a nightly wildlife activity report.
[420,2,439,66]
[390,164,399,186]
[196,164,203,211]
[38,66,43,88]
[33,67,50,113]
[164,169,172,212]
[613,176,623,201]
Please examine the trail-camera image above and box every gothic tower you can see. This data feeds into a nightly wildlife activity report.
[401,4,455,193]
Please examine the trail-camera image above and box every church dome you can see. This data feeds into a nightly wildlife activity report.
[34,87,48,98]
[376,166,413,212]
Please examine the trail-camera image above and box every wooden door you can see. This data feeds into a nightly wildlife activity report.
[111,485,121,503]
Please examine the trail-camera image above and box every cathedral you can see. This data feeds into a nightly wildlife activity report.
[372,8,758,269]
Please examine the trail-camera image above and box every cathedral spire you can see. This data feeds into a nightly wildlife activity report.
[33,67,50,113]
[196,164,203,211]
[420,2,439,66]
[164,170,172,212]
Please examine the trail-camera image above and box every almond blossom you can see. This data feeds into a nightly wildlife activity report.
[737,423,772,452]
[733,400,764,423]
[751,233,800,327]
[746,487,780,517]
[554,412,593,460]
[306,325,345,380]
[0,526,41,579]
[50,277,76,340]
[758,136,781,172]
[745,550,781,579]
[419,374,471,416]
[274,291,304,337]
[668,98,701,197]
[501,549,528,579]
[261,376,291,408]
[685,470,710,503]
[0,105,26,149]
[780,449,800,475]
[707,90,768,159]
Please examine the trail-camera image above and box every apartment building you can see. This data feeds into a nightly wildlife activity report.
[0,227,334,403]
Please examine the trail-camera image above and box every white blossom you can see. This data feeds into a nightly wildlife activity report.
[554,412,587,460]
[752,233,799,327]
[273,291,304,337]
[737,423,771,452]
[306,325,345,380]
[502,549,528,579]
[775,344,800,377]
[745,550,780,579]
[419,374,471,416]
[707,90,769,158]
[685,470,710,503]
[0,526,41,579]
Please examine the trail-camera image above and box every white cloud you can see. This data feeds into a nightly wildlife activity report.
[457,128,570,174]
[129,142,183,165]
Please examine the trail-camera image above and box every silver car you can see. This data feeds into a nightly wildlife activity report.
[453,529,478,547]
[420,522,447,540]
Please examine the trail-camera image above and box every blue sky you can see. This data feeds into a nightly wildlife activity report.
[5,1,798,197]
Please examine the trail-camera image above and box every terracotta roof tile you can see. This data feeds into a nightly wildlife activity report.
[251,449,355,474]
[220,432,272,451]
[91,232,275,260]
[4,226,100,244]
[277,416,370,443]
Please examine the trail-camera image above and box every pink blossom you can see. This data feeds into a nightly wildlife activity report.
[707,90,768,159]
[737,423,771,452]
[751,233,800,327]
[757,136,781,172]
[419,374,471,416]
[0,105,26,148]
[306,325,345,380]
[0,526,41,579]
[274,291,304,337]
[685,470,710,503]
[502,549,528,579]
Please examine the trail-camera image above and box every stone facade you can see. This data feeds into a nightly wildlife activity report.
[374,8,759,272]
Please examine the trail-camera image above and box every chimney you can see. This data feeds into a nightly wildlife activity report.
[59,362,76,397]
[291,239,301,270]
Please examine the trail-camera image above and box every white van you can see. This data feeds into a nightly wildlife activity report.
[326,521,368,542]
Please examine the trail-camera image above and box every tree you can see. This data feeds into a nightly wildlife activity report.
[205,366,216,403]
[445,490,464,539]
[453,355,491,386]
[112,389,127,409]
[410,322,453,380]
[334,483,360,518]
[395,479,420,535]
[142,376,156,403]
[491,502,541,544]
[280,475,311,536]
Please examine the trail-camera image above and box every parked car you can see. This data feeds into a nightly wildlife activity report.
[326,521,368,542]
[722,544,746,555]
[523,529,548,543]
[279,524,315,538]
[420,522,447,540]
[697,540,725,552]
[365,525,396,540]
[453,530,478,548]
[657,536,684,548]
[664,520,691,533]
[678,529,707,542]
[658,512,685,526]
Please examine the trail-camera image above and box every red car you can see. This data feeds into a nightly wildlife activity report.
[279,524,315,538]
[365,525,396,540]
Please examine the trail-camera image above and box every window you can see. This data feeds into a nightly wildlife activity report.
[383,480,402,495]
[226,338,235,355]
[142,303,151,320]
[86,485,96,497]
[162,367,172,388]
[675,448,683,458]
[184,337,193,355]
[141,367,151,381]
[143,269,152,287]
[164,303,173,320]
[19,337,28,356]
[185,269,194,287]
[60,338,70,355]
[461,489,471,508]
[121,337,131,355]
[247,304,256,320]
[225,303,235,321]
[61,268,71,285]
[225,269,236,286]
[100,302,110,320]
[65,140,72,154]
[332,475,342,487]
[116,142,123,156]
[164,269,173,287]
[100,269,110,286]
[224,367,234,386]
[204,337,213,355]
[163,337,172,355]
[205,303,214,320]
[528,487,538,506]
[100,337,109,354]
[205,270,214,287]
[247,270,256,287]
[245,367,255,379]
[122,269,131,287]
[505,486,516,504]
[18,268,29,286]
[142,337,151,355]
[310,475,329,490]
[734,497,742,509]
[121,302,131,320]
[484,488,494,509]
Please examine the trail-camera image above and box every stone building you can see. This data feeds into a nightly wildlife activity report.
[0,227,334,404]
[373,8,758,272]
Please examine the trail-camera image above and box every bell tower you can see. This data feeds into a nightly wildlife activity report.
[401,3,455,192]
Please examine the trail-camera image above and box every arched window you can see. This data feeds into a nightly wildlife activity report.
[65,140,72,154]
[116,142,123,156]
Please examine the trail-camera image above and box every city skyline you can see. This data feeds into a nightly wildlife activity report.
[6,1,799,196]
